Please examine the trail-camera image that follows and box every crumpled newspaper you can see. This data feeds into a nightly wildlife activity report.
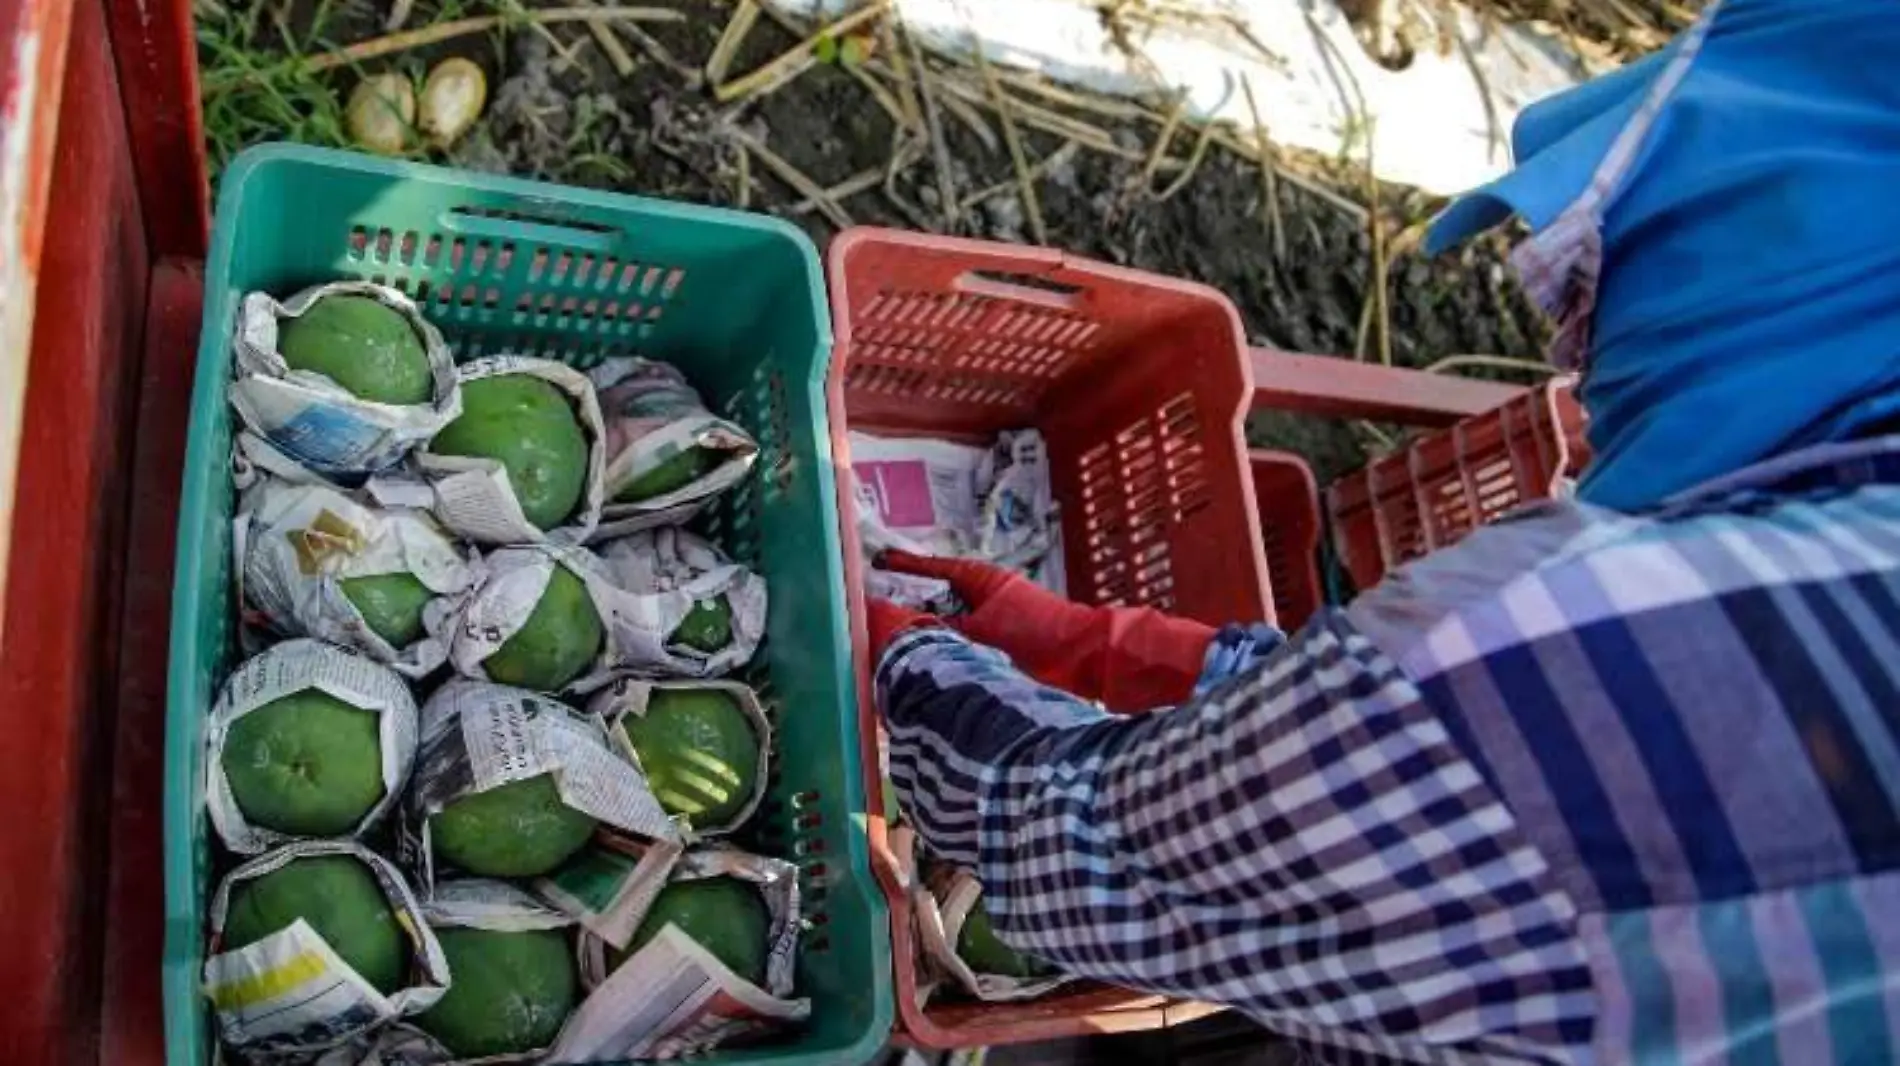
[851,428,1064,609]
[591,528,768,680]
[422,876,577,931]
[914,864,1078,1005]
[203,840,450,1060]
[589,357,759,538]
[203,638,418,855]
[883,826,1076,1005]
[235,479,472,676]
[413,355,608,546]
[534,833,685,951]
[230,281,461,479]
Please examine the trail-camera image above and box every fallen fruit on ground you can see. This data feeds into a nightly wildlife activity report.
[341,571,433,648]
[222,689,385,837]
[418,57,487,149]
[431,773,598,878]
[671,594,733,654]
[616,447,721,503]
[430,375,588,530]
[345,73,415,157]
[618,687,759,829]
[957,904,1054,979]
[415,927,576,1057]
[221,854,408,994]
[614,877,769,987]
[280,293,431,405]
[480,563,603,691]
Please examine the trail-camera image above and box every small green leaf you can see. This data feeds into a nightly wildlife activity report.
[841,36,867,67]
[814,34,840,63]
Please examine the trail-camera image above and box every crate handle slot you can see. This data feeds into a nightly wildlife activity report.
[955,269,1085,312]
[442,204,620,251]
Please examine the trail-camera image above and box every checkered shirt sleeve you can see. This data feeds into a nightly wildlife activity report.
[876,612,1593,1064]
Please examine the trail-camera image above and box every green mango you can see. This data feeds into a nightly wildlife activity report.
[614,447,721,503]
[341,571,433,648]
[671,595,733,655]
[222,854,409,994]
[481,564,603,692]
[431,773,597,878]
[956,904,1054,980]
[279,294,432,406]
[613,878,769,987]
[414,927,577,1058]
[617,687,759,829]
[430,375,588,530]
[221,690,385,837]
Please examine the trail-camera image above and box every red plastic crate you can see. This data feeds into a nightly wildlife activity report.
[1327,378,1587,591]
[1249,450,1323,631]
[2,0,207,1061]
[827,228,1276,1048]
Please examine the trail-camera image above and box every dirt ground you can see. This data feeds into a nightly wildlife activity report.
[202,0,1559,479]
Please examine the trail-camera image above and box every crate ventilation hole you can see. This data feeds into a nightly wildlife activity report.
[346,226,684,359]
[1075,393,1210,610]
[845,288,1103,409]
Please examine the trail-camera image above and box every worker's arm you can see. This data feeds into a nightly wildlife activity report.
[877,612,1592,1060]
[875,549,1283,712]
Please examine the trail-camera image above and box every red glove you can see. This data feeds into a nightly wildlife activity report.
[878,550,1214,713]
[866,597,940,664]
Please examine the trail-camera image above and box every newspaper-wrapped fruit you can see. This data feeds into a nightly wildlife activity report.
[588,357,758,536]
[206,639,418,854]
[411,880,578,1062]
[593,528,767,678]
[916,865,1074,1003]
[449,544,608,693]
[224,856,409,992]
[406,679,681,883]
[434,774,595,879]
[957,905,1057,980]
[593,678,771,836]
[236,480,472,674]
[283,294,431,404]
[418,356,606,544]
[561,847,808,1060]
[204,841,449,1057]
[432,374,585,528]
[231,282,460,479]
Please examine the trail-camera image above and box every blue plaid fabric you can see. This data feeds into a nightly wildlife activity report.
[876,435,1900,1065]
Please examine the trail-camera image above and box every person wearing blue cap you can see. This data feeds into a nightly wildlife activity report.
[865,1,1900,1062]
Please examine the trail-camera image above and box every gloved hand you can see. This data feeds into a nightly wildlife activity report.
[866,597,940,663]
[877,550,1215,713]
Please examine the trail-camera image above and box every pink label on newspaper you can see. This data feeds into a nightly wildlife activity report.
[857,460,936,528]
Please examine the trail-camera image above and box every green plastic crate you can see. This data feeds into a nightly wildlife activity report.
[163,144,892,1065]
